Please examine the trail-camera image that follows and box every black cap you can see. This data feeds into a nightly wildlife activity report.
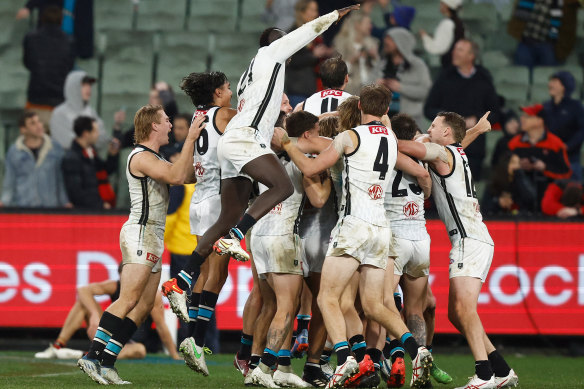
[81,75,97,84]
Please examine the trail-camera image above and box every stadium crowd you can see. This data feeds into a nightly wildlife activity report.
[1,0,583,218]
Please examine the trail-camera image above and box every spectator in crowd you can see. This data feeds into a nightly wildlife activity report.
[419,0,465,67]
[0,111,71,208]
[117,82,179,149]
[160,113,191,162]
[264,0,297,30]
[491,96,521,167]
[50,70,114,151]
[16,0,95,59]
[285,0,334,107]
[540,71,584,181]
[541,180,584,218]
[507,0,580,68]
[386,3,416,30]
[61,116,119,209]
[482,152,538,215]
[508,104,572,206]
[376,27,432,129]
[23,5,74,131]
[424,39,500,180]
[34,265,180,360]
[333,11,380,94]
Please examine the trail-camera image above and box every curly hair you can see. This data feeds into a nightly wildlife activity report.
[338,96,360,133]
[319,116,339,138]
[180,71,227,108]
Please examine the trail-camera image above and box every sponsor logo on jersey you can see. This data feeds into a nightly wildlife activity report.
[194,161,205,177]
[320,89,343,98]
[369,126,388,135]
[368,184,383,200]
[403,201,419,218]
[269,202,282,215]
[456,147,466,156]
[146,252,160,264]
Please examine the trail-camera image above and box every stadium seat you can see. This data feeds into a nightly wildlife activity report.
[239,0,270,33]
[95,0,137,31]
[481,50,512,69]
[157,31,211,91]
[461,2,498,34]
[0,46,28,110]
[492,66,530,104]
[188,0,238,32]
[211,32,260,84]
[484,29,516,55]
[530,66,583,103]
[102,31,154,95]
[136,0,188,31]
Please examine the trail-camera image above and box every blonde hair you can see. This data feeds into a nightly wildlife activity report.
[294,0,317,27]
[134,104,163,144]
[338,96,360,133]
[319,116,339,138]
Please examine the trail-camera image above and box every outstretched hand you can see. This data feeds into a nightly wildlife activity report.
[336,4,360,22]
[474,111,492,134]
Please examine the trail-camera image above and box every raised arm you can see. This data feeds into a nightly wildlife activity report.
[461,111,491,149]
[395,152,431,199]
[398,139,452,175]
[132,115,205,185]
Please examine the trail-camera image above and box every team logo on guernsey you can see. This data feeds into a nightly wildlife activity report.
[146,252,160,264]
[456,147,466,156]
[369,126,388,135]
[368,184,383,200]
[321,89,343,98]
[403,201,419,218]
[194,110,208,119]
[194,162,205,177]
[269,203,282,215]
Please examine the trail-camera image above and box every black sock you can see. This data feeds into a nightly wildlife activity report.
[101,318,138,367]
[177,250,204,290]
[87,312,123,360]
[349,334,366,362]
[475,360,493,381]
[250,354,261,370]
[320,348,332,365]
[426,344,433,353]
[304,362,321,375]
[239,333,253,360]
[488,350,511,377]
[367,348,382,369]
[233,213,257,237]
[382,337,392,359]
[401,333,419,360]
[187,293,201,337]
[296,314,311,332]
[194,291,219,346]
[277,349,291,366]
[388,339,405,363]
[261,348,278,370]
[334,341,350,365]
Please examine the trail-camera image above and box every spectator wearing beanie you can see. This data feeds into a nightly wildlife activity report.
[541,180,584,218]
[540,71,584,181]
[389,5,416,30]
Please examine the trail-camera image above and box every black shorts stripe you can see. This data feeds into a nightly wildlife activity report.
[251,63,282,128]
[440,178,466,238]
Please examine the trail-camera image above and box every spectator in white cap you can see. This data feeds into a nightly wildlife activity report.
[419,0,465,67]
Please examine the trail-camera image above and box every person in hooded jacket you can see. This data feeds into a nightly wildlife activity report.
[540,71,584,181]
[50,70,114,152]
[376,27,432,129]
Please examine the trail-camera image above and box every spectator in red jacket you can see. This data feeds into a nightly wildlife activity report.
[541,180,584,218]
[508,103,571,205]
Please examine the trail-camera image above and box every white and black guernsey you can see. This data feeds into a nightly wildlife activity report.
[191,106,222,204]
[125,145,169,227]
[302,89,352,115]
[339,121,397,227]
[226,10,339,143]
[429,144,493,246]
[384,159,428,241]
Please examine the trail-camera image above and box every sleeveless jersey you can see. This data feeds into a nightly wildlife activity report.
[191,106,222,203]
[302,89,352,115]
[253,154,304,236]
[125,146,170,227]
[339,122,397,227]
[384,159,428,240]
[226,11,338,143]
[430,144,493,245]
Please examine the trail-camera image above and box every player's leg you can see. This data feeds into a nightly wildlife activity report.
[317,255,360,387]
[401,275,427,345]
[423,282,453,385]
[36,301,88,359]
[185,252,209,343]
[117,342,146,359]
[359,264,432,387]
[291,282,312,357]
[483,334,518,388]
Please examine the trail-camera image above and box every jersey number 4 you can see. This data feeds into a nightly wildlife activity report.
[373,137,389,180]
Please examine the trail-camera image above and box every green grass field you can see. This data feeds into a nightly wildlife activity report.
[0,351,582,388]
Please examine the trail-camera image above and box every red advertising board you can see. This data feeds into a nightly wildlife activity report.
[0,214,583,334]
